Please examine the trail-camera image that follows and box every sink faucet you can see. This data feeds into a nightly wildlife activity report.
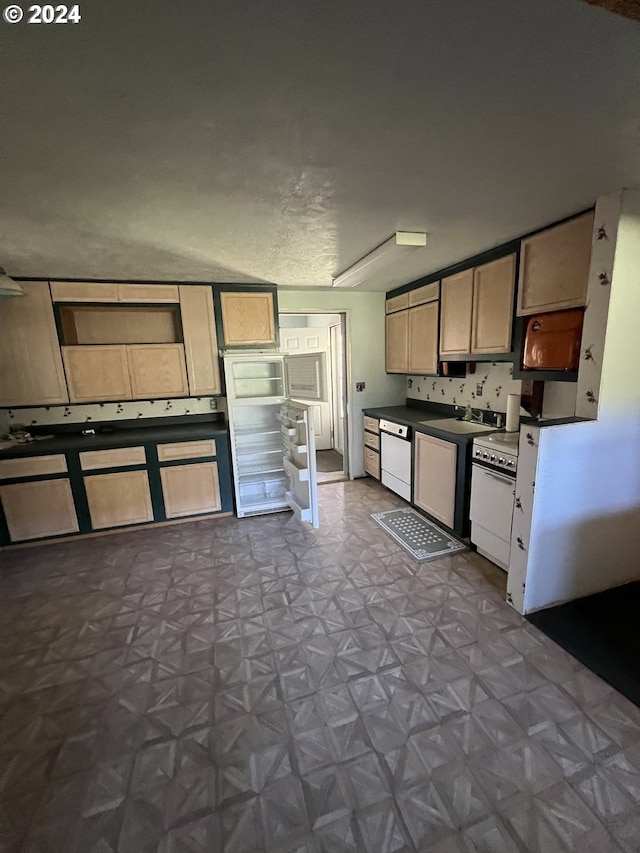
[463,404,484,424]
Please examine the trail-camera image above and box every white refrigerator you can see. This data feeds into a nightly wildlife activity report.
[223,353,326,528]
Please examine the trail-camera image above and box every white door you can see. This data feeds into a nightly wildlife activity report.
[280,401,319,528]
[280,328,332,450]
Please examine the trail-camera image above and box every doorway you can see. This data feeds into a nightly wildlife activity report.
[279,313,348,483]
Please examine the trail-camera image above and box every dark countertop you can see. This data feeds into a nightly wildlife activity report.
[362,405,500,445]
[0,420,229,459]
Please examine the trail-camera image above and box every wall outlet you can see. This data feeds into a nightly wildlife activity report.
[476,383,483,397]
[356,382,365,392]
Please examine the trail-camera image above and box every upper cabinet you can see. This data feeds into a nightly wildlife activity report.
[51,282,179,303]
[517,212,593,316]
[408,299,439,375]
[471,254,516,353]
[440,270,474,356]
[219,289,277,347]
[0,281,69,407]
[62,345,132,403]
[179,285,221,395]
[440,254,516,357]
[385,310,409,373]
[385,284,439,374]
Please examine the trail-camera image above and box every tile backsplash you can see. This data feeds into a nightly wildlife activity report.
[407,363,523,413]
[0,396,218,432]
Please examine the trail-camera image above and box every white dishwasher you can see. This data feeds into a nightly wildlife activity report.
[469,433,519,571]
[379,419,412,502]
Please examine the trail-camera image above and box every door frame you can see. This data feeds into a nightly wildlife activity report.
[279,311,349,479]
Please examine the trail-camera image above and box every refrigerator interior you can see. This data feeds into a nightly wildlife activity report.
[230,358,285,399]
[231,402,289,513]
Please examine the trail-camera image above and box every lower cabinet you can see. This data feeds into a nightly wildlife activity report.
[84,470,154,529]
[363,415,380,479]
[0,479,79,541]
[413,432,457,529]
[0,430,232,545]
[160,461,222,518]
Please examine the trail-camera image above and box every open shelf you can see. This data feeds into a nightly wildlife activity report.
[58,304,181,345]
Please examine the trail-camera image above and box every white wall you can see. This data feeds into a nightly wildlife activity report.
[277,289,406,477]
[513,189,640,613]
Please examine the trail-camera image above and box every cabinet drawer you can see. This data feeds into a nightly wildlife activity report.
[363,416,379,434]
[364,447,380,479]
[118,284,179,303]
[51,282,120,302]
[363,431,380,451]
[80,446,146,471]
[157,439,217,462]
[408,282,439,307]
[0,454,67,480]
[385,293,409,314]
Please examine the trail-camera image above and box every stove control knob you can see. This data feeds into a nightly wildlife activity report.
[498,457,505,464]
[506,460,514,467]
[490,454,497,462]
[483,452,490,459]
[475,449,481,457]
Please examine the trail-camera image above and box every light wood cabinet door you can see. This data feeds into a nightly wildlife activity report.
[413,432,457,529]
[0,479,79,541]
[84,470,153,529]
[127,344,189,399]
[408,282,439,307]
[0,281,69,406]
[471,254,516,354]
[517,212,593,316]
[408,302,439,374]
[160,461,221,518]
[62,345,132,402]
[179,286,221,395]
[385,310,409,373]
[50,282,120,302]
[220,291,276,346]
[440,269,473,356]
[385,293,409,314]
[117,284,179,303]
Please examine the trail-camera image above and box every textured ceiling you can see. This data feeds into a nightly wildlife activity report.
[1,0,639,291]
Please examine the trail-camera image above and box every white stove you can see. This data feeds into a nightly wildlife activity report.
[469,432,520,571]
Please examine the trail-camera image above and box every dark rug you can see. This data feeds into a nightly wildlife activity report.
[371,508,466,562]
[316,449,344,473]
[527,580,640,708]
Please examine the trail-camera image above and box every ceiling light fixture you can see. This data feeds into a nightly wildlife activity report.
[0,267,25,298]
[332,231,428,289]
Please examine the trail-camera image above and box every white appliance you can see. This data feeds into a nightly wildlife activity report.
[469,433,519,570]
[224,354,324,528]
[379,419,412,502]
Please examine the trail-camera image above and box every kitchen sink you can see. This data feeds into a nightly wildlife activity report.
[419,418,496,434]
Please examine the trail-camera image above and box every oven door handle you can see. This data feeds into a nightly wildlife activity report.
[473,465,515,485]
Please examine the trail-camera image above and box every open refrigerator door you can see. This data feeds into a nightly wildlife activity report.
[279,401,319,529]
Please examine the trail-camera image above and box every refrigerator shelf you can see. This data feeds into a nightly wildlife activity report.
[283,457,309,482]
[237,462,285,476]
[233,425,281,437]
[234,442,282,455]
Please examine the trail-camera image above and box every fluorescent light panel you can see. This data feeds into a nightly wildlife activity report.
[332,231,427,289]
